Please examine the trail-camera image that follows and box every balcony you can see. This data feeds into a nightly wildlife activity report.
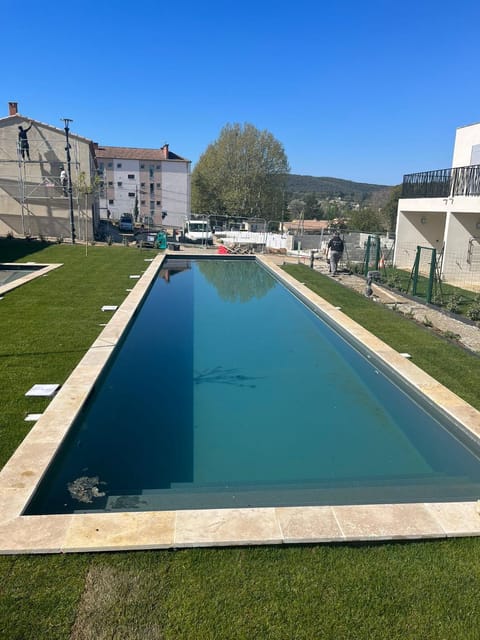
[402,164,480,198]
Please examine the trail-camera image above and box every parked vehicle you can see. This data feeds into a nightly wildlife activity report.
[182,219,213,244]
[119,214,134,232]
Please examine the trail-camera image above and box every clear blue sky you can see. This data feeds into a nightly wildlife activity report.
[2,0,479,186]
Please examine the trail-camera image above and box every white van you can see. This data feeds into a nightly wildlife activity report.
[183,219,213,244]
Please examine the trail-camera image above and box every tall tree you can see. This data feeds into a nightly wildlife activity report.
[303,193,323,219]
[381,184,402,232]
[192,123,289,219]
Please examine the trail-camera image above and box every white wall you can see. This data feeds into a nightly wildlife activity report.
[161,161,190,216]
[394,201,446,270]
[452,122,480,167]
[111,159,139,219]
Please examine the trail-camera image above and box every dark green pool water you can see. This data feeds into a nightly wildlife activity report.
[26,258,480,514]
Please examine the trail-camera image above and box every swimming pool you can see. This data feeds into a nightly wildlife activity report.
[0,262,62,295]
[0,264,42,285]
[25,256,480,515]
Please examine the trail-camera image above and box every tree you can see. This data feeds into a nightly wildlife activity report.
[381,185,402,232]
[75,171,103,242]
[348,207,385,233]
[303,193,323,219]
[287,198,305,220]
[192,123,289,219]
[133,193,139,222]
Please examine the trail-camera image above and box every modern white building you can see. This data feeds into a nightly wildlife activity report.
[94,144,191,229]
[395,122,480,290]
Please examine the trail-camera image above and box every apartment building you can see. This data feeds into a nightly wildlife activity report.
[94,144,191,229]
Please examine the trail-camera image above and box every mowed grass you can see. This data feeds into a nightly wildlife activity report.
[1,242,480,639]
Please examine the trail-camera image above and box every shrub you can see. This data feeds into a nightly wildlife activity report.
[446,293,463,314]
[466,296,480,321]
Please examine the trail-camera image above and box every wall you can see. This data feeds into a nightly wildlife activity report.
[0,117,97,240]
[442,209,480,287]
[452,122,480,167]
[161,161,190,220]
[394,200,446,270]
[112,159,139,219]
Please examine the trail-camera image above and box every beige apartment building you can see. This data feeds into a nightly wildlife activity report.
[0,102,100,241]
[94,144,191,229]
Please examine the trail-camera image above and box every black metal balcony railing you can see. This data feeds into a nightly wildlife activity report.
[402,164,480,198]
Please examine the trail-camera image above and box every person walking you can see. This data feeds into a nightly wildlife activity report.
[18,122,33,161]
[327,232,344,276]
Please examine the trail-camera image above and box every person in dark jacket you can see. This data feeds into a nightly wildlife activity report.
[18,122,33,160]
[327,232,344,276]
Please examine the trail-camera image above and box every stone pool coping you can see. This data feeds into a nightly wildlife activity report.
[0,252,479,554]
[0,262,63,296]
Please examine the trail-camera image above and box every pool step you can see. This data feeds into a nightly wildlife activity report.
[102,474,480,512]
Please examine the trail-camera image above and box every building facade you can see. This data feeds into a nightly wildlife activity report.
[0,102,99,240]
[94,144,191,229]
[395,122,480,290]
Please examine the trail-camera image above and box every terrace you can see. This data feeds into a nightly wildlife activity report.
[402,163,480,199]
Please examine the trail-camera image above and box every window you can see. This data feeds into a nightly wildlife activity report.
[99,163,104,172]
[108,181,113,187]
[156,183,161,188]
[156,165,161,169]
[127,174,135,179]
[117,181,122,187]
[128,192,135,197]
[149,166,154,178]
[140,164,145,169]
[116,163,122,168]
[108,162,113,168]
[140,182,145,187]
[150,201,155,209]
[140,200,146,205]
[150,184,154,194]
[156,201,161,206]
[108,199,114,204]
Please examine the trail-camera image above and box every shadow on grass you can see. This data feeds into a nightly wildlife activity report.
[0,238,52,262]
[0,348,87,359]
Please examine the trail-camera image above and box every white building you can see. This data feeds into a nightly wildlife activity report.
[95,144,191,229]
[395,122,480,290]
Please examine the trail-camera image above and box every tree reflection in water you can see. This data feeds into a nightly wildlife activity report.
[197,259,275,303]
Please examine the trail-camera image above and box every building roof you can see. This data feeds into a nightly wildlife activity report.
[0,113,94,145]
[284,219,330,232]
[95,145,189,162]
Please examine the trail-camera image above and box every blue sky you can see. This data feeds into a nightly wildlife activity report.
[2,0,479,185]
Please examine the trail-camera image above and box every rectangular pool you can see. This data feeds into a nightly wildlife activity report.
[0,262,62,295]
[26,256,480,515]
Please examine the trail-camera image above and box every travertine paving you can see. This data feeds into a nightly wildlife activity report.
[0,251,479,554]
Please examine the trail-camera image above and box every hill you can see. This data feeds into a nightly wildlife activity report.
[286,174,393,200]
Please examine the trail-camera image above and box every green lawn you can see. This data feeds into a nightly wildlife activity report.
[1,242,480,640]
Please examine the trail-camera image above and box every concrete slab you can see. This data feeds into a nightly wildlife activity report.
[25,384,60,397]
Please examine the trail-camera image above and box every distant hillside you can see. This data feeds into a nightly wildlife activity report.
[286,174,392,200]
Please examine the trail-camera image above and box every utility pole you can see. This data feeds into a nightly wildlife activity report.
[62,118,76,244]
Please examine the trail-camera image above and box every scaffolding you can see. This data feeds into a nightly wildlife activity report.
[0,131,92,240]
